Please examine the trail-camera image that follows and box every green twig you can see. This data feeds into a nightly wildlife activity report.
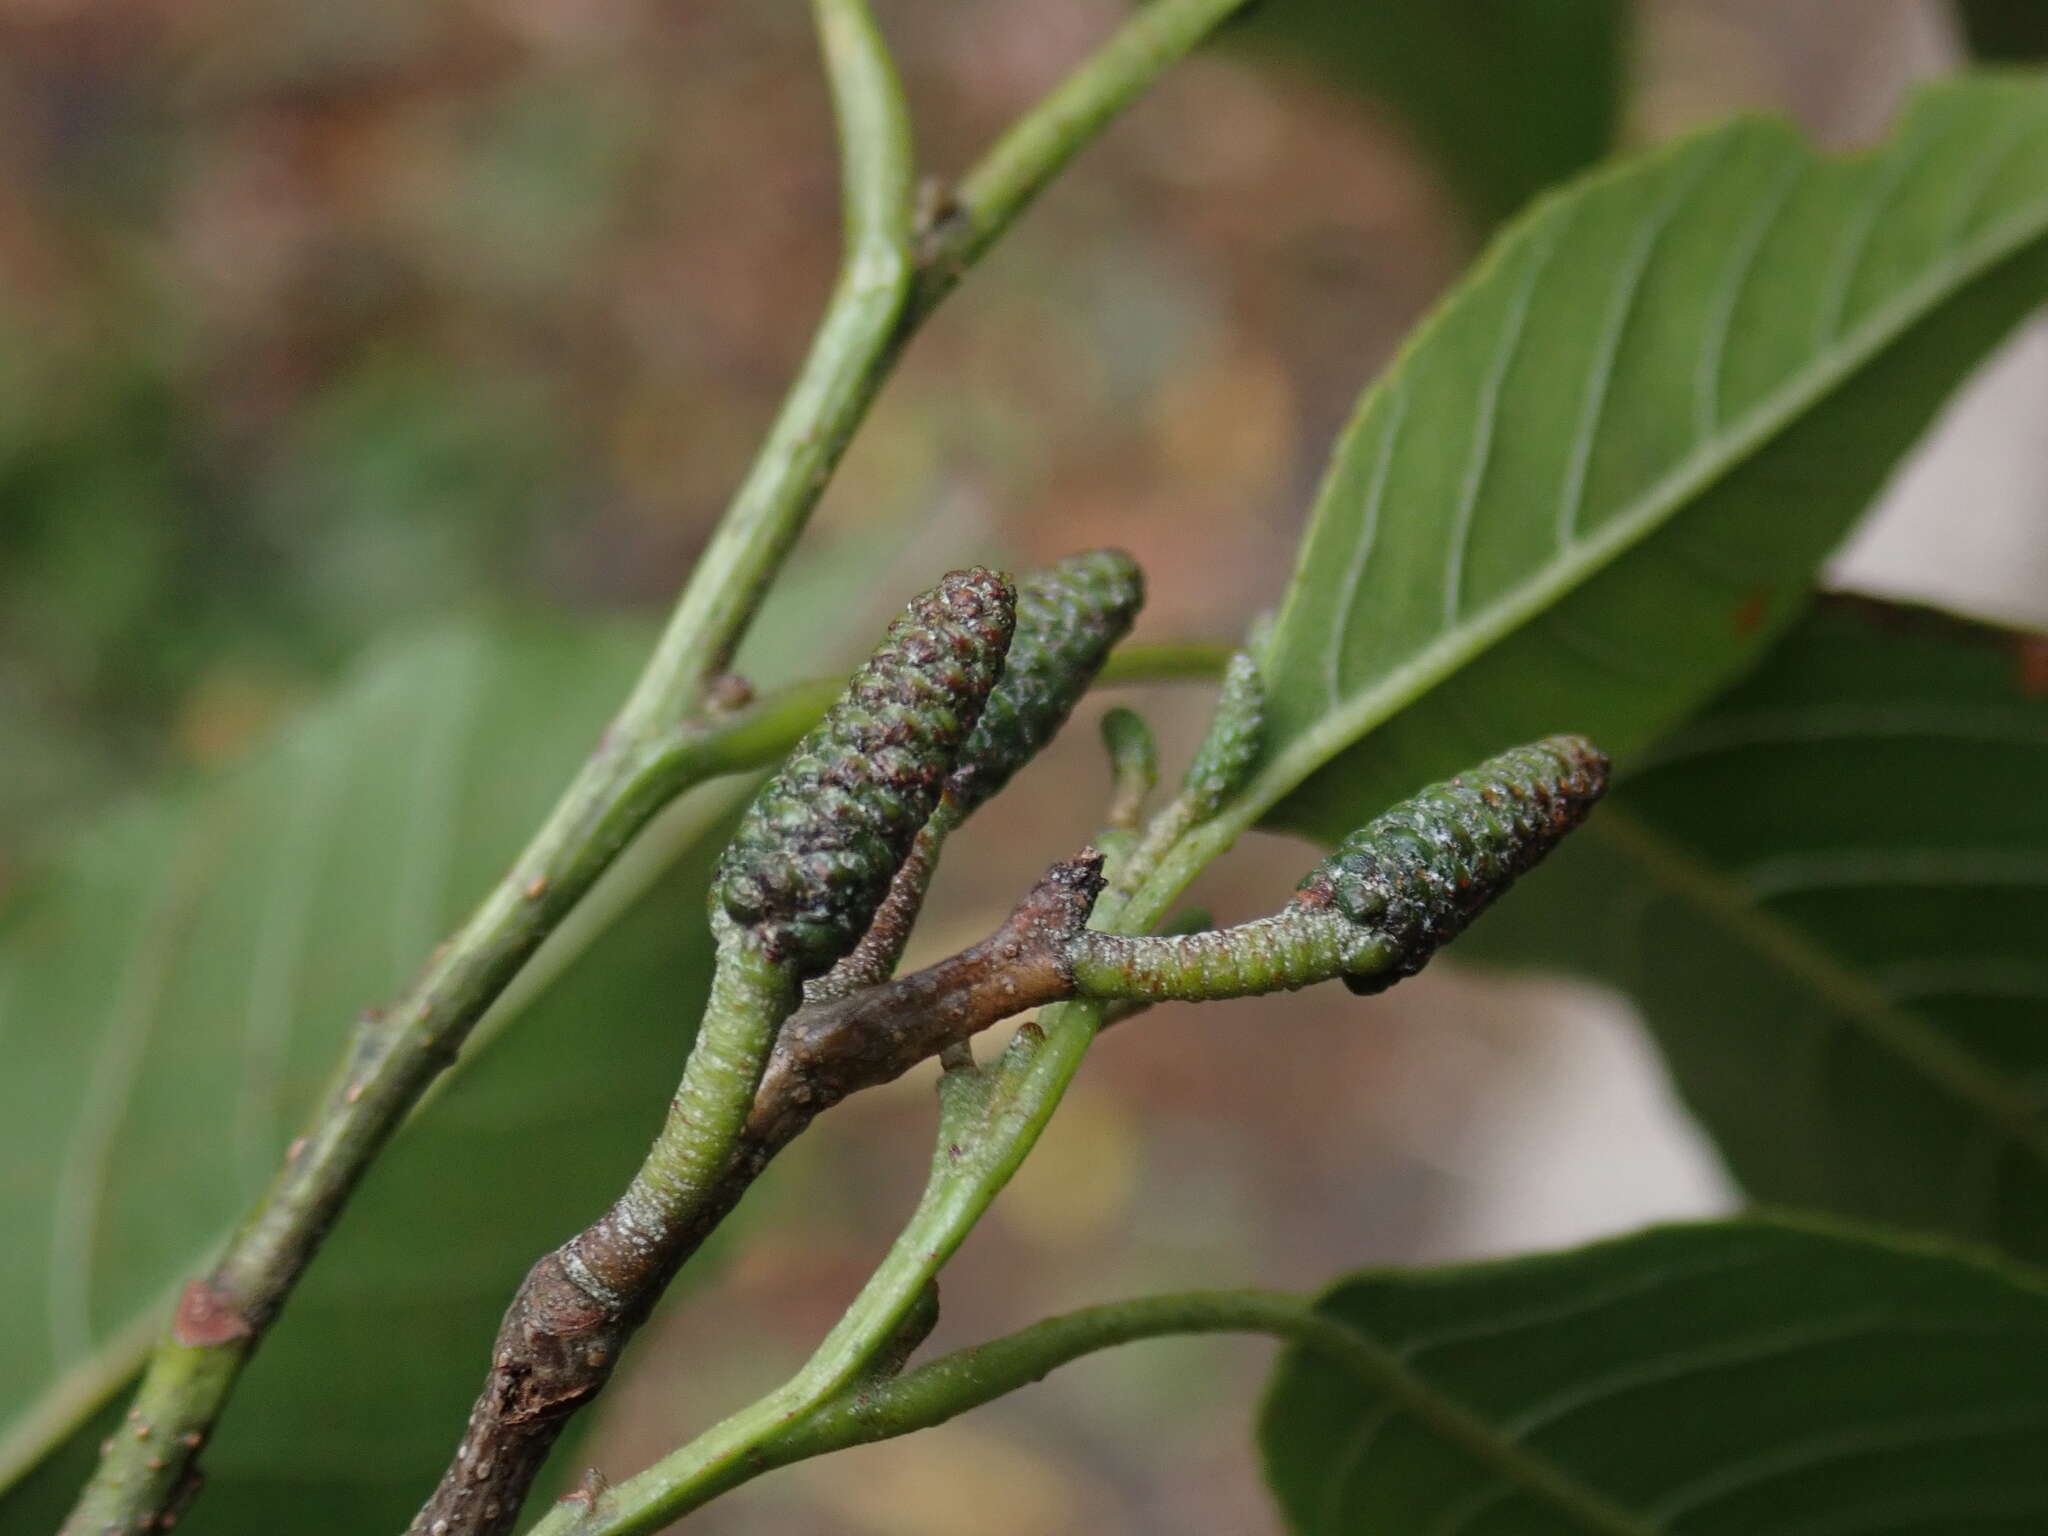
[61,0,1249,1523]
[541,898,1189,1534]
[539,1291,1366,1531]
[543,1288,1649,1535]
[406,925,797,1536]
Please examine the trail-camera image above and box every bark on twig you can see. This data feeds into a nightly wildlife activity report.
[408,852,1103,1536]
[749,850,1103,1148]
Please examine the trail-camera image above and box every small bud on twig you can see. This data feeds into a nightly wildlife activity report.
[1178,649,1264,821]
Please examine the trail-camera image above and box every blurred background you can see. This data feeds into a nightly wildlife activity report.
[4,1,2045,1531]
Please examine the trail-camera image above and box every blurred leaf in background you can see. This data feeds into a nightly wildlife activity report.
[0,620,740,1530]
[0,499,916,1527]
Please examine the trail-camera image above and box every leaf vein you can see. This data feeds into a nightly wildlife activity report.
[1499,1313,2006,1441]
[1443,220,1564,626]
[1325,379,1411,707]
[1651,1403,2048,1526]
[1556,137,1732,550]
[1694,156,1807,441]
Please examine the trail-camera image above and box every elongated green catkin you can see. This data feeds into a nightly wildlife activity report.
[803,551,1143,1003]
[716,567,1015,976]
[1069,735,1607,1002]
[946,549,1144,815]
[1299,734,1610,995]
[1179,649,1263,819]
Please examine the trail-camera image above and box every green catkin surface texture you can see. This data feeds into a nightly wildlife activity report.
[1297,733,1609,995]
[717,567,1016,976]
[1069,735,1606,1004]
[946,549,1144,815]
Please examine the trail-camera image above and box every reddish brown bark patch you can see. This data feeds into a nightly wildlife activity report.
[172,1279,253,1348]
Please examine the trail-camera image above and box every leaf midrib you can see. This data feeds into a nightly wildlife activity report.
[1591,804,2048,1170]
[1252,152,2048,834]
[1299,1311,1658,1536]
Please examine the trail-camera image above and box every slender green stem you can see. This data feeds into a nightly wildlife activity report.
[543,1289,1651,1536]
[538,1291,1361,1531]
[404,928,797,1536]
[1069,910,1390,1000]
[602,932,796,1268]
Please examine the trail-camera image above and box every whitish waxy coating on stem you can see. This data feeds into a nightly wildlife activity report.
[1068,909,1390,1000]
[1070,735,1609,1000]
[945,549,1145,814]
[716,567,1015,976]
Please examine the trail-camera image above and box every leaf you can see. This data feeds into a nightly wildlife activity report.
[1260,1216,2048,1535]
[1225,0,1628,232]
[0,620,746,1529]
[1465,596,2048,1266]
[1253,77,2048,847]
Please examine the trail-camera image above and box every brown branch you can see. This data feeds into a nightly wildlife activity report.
[748,849,1102,1148]
[407,852,1103,1536]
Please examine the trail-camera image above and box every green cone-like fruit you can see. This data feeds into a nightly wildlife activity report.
[945,549,1144,816]
[1294,734,1609,995]
[717,567,1016,975]
[1068,735,1607,1006]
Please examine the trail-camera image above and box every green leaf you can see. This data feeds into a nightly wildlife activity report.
[1226,0,1628,231]
[1252,77,2048,847]
[1467,596,2048,1265]
[1260,1216,2048,1535]
[0,620,746,1529]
